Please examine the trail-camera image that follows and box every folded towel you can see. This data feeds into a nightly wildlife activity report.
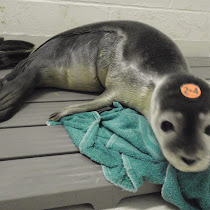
[47,102,210,210]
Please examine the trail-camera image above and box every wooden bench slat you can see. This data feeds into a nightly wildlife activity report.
[186,57,210,67]
[0,154,161,210]
[0,101,84,128]
[0,126,78,160]
[0,74,209,129]
[27,88,98,103]
[191,67,210,79]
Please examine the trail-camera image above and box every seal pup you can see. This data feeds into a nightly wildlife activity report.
[0,21,209,172]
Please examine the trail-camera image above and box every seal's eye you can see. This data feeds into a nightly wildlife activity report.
[161,121,174,132]
[204,125,210,136]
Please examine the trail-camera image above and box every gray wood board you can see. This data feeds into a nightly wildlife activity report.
[0,101,85,128]
[27,88,98,102]
[186,57,210,67]
[0,76,209,128]
[0,154,161,210]
[191,67,210,79]
[0,126,78,160]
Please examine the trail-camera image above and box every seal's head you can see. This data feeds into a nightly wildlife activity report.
[150,73,210,172]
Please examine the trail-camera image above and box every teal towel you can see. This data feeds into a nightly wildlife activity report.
[47,102,210,210]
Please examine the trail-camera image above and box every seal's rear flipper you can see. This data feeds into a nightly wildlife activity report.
[0,69,37,122]
[0,38,3,45]
[0,107,17,122]
[0,39,34,51]
[0,38,34,70]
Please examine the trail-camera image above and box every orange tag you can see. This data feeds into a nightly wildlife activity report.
[181,84,201,99]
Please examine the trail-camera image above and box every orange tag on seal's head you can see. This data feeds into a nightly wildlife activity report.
[180,84,201,99]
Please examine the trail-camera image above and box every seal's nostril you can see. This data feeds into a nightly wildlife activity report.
[181,157,196,165]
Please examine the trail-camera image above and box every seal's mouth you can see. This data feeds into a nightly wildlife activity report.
[162,149,209,172]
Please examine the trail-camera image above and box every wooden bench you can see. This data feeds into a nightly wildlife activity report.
[0,57,209,210]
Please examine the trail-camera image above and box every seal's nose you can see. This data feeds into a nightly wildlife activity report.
[181,157,196,165]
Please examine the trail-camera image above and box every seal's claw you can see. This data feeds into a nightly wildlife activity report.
[49,112,61,121]
[50,112,57,118]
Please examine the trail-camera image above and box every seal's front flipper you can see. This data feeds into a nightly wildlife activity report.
[0,70,36,122]
[96,106,113,114]
[49,106,114,120]
[0,39,34,70]
[49,90,116,121]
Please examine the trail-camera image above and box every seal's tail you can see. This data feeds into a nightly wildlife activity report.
[0,61,37,122]
[0,37,34,70]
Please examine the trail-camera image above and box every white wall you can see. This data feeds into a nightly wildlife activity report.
[0,0,209,57]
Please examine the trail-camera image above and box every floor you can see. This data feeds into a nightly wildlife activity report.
[0,57,209,210]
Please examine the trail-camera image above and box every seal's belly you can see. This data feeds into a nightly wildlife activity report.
[37,32,105,92]
[39,64,104,92]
